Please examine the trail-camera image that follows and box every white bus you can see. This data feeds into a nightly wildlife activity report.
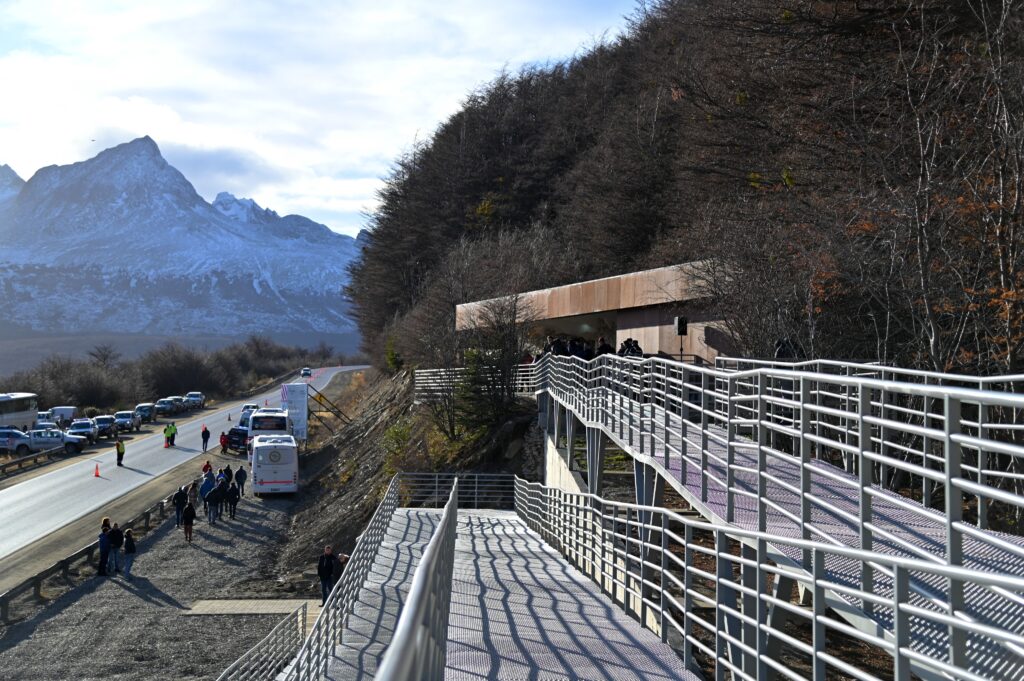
[0,393,39,432]
[247,408,291,458]
[250,434,298,494]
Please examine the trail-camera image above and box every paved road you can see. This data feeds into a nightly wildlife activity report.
[0,366,352,562]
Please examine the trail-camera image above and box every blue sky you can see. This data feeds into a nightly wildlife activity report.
[0,0,637,236]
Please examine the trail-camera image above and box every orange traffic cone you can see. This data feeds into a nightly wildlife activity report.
[94,463,100,477]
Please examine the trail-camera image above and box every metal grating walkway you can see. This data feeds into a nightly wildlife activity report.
[446,510,695,681]
[580,395,1024,678]
[327,508,695,681]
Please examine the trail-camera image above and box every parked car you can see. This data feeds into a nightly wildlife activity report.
[300,367,312,377]
[37,410,53,424]
[240,403,259,413]
[226,425,250,454]
[185,391,206,409]
[168,396,187,413]
[154,399,175,416]
[0,426,32,456]
[114,410,141,432]
[135,403,155,423]
[35,420,59,431]
[66,419,98,444]
[27,428,87,454]
[94,415,118,439]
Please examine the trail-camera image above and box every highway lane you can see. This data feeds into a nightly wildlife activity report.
[0,366,352,562]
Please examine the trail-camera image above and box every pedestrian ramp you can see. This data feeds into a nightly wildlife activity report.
[326,508,693,681]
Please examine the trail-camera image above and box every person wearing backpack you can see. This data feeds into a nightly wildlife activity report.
[226,482,240,519]
[107,523,124,574]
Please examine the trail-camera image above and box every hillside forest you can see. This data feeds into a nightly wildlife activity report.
[347,0,1024,376]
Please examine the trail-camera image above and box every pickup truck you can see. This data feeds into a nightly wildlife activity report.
[26,428,88,454]
[185,391,206,408]
[227,425,250,454]
[0,426,32,456]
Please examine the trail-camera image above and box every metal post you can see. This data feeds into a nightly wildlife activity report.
[725,376,736,518]
[944,395,966,668]
[811,550,825,681]
[799,376,812,571]
[857,387,873,614]
[757,373,768,534]
[978,401,989,530]
[893,565,911,681]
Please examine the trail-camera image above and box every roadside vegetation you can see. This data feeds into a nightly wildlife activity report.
[348,0,1024,375]
[0,336,362,413]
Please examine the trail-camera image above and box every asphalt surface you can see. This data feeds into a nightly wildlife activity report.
[0,366,352,567]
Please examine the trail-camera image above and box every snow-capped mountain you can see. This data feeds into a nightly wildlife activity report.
[0,137,363,349]
[0,164,24,208]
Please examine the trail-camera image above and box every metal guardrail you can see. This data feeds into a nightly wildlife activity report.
[0,445,65,478]
[216,603,307,681]
[510,475,1024,681]
[242,368,301,399]
[375,479,459,680]
[0,475,200,623]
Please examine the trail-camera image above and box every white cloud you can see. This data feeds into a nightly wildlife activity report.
[0,0,634,235]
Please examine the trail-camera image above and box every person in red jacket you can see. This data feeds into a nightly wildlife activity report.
[202,460,213,474]
[219,431,229,453]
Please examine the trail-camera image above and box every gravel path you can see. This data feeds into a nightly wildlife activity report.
[0,494,294,681]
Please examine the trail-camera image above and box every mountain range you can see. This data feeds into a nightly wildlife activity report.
[0,137,362,369]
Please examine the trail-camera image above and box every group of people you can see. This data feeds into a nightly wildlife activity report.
[317,544,350,607]
[97,517,138,580]
[541,334,636,360]
[171,462,246,542]
[162,422,178,448]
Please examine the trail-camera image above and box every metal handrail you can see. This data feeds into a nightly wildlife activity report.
[510,476,1024,681]
[282,474,402,681]
[216,603,307,681]
[375,479,459,680]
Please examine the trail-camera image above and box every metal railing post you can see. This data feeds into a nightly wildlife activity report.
[945,394,966,668]
[858,386,873,614]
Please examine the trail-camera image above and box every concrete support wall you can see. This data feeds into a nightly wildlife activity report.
[545,424,586,494]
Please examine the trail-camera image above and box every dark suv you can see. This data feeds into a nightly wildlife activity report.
[94,415,118,439]
[227,425,249,454]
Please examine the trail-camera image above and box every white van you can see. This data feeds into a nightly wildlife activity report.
[51,406,78,426]
[250,434,298,494]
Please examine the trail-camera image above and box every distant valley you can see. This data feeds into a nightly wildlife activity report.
[0,137,362,374]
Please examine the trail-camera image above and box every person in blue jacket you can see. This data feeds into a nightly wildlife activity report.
[199,475,215,514]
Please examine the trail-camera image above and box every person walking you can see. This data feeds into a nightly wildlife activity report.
[317,545,341,606]
[122,529,137,581]
[215,478,228,519]
[163,423,172,448]
[97,526,111,577]
[202,460,213,475]
[173,486,188,528]
[168,422,177,446]
[115,437,125,467]
[201,426,210,453]
[200,475,214,514]
[182,502,196,543]
[187,481,200,513]
[235,466,247,497]
[226,482,240,519]
[219,432,228,454]
[224,465,233,485]
[205,484,222,525]
[108,523,124,574]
